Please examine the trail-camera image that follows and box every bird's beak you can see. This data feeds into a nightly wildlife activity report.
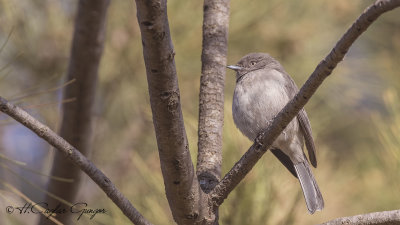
[226,65,243,71]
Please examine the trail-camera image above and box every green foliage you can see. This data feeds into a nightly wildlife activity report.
[0,0,399,224]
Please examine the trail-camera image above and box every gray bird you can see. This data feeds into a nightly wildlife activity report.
[227,53,324,214]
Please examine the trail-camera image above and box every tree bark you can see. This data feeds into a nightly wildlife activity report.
[134,0,207,224]
[1,0,399,224]
[197,0,230,194]
[40,0,110,224]
[320,209,400,225]
[210,0,400,207]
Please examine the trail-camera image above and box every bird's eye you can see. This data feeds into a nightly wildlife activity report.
[250,61,257,66]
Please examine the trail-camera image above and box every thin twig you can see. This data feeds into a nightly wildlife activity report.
[210,0,400,207]
[0,154,74,182]
[22,97,76,110]
[9,78,76,102]
[0,97,153,225]
[319,209,400,225]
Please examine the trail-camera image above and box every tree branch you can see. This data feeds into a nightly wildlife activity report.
[197,0,230,193]
[210,0,400,206]
[134,0,201,223]
[41,0,110,223]
[320,209,400,225]
[0,97,152,225]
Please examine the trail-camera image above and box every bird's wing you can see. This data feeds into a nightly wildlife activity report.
[297,109,317,167]
[276,68,318,167]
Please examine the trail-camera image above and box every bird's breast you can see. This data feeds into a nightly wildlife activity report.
[232,70,290,140]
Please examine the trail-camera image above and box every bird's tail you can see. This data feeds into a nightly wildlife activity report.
[294,161,324,214]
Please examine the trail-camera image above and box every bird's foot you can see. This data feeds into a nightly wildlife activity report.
[282,131,287,140]
[255,130,266,147]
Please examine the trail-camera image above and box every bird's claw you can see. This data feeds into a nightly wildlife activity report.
[255,130,266,147]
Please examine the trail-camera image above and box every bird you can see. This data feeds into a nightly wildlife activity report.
[227,52,324,214]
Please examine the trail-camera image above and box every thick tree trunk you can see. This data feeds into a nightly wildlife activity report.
[197,0,230,193]
[40,1,110,224]
[135,0,207,224]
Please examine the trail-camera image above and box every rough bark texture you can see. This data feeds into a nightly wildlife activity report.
[320,209,400,225]
[134,0,206,224]
[0,97,152,225]
[2,0,399,224]
[210,0,400,207]
[196,0,230,194]
[40,1,110,224]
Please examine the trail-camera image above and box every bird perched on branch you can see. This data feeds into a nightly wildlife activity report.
[227,53,324,214]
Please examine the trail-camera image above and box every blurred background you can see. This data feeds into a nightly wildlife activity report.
[0,0,399,224]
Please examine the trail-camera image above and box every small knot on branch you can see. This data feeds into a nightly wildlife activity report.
[160,90,180,111]
[141,21,154,29]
